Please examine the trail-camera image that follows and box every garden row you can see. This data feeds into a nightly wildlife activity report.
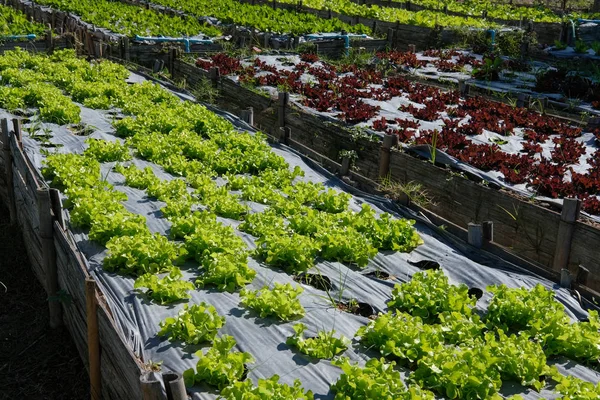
[169,53,600,293]
[4,48,599,400]
[346,0,600,23]
[232,0,565,45]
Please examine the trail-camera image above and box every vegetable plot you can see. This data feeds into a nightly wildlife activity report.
[31,0,221,37]
[197,51,600,216]
[4,49,599,399]
[0,4,46,36]
[133,0,370,35]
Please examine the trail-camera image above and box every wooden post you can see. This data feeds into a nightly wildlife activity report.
[162,372,186,400]
[340,156,351,176]
[552,198,581,272]
[482,221,493,242]
[468,223,483,248]
[387,28,394,49]
[278,91,289,128]
[241,107,254,126]
[208,67,220,88]
[516,93,529,108]
[560,268,572,288]
[279,126,291,145]
[458,80,469,96]
[37,187,62,328]
[86,278,102,400]
[576,265,589,286]
[168,48,177,76]
[45,28,53,52]
[122,37,130,61]
[379,134,397,178]
[140,372,166,400]
[49,188,65,229]
[2,118,16,224]
[408,44,416,52]
[12,118,22,147]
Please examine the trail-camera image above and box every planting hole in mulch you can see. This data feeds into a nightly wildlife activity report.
[294,273,333,291]
[364,270,391,280]
[337,300,376,318]
[409,259,440,270]
[468,287,484,300]
[68,123,95,136]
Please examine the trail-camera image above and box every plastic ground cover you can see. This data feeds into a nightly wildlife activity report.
[7,71,600,399]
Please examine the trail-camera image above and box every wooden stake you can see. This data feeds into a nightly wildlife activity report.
[12,118,22,147]
[278,91,289,128]
[468,223,483,248]
[552,198,581,272]
[49,188,65,230]
[37,187,61,328]
[379,134,397,178]
[162,372,186,400]
[482,221,493,242]
[340,156,351,176]
[140,372,166,400]
[2,118,16,224]
[86,278,102,400]
[241,107,254,126]
[279,126,291,145]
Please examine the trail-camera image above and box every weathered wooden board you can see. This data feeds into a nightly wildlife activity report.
[98,304,144,400]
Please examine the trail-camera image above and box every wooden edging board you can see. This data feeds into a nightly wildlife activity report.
[0,119,146,400]
[171,58,600,294]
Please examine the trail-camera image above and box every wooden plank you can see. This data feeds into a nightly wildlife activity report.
[97,304,144,400]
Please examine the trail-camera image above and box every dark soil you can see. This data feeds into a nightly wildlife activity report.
[0,201,89,400]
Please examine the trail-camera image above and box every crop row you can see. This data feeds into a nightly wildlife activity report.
[273,0,495,28]
[5,48,599,399]
[386,0,600,23]
[195,51,600,216]
[28,0,221,37]
[0,4,46,36]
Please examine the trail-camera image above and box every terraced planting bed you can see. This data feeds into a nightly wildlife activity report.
[192,51,600,218]
[1,46,600,400]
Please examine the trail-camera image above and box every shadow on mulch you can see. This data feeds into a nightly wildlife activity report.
[0,201,89,400]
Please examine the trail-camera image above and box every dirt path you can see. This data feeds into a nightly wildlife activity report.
[0,201,89,400]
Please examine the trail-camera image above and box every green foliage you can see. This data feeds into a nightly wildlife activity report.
[158,302,225,345]
[87,210,149,245]
[410,340,503,399]
[331,357,435,400]
[184,335,254,389]
[544,310,600,364]
[484,330,547,390]
[196,252,256,293]
[356,311,444,364]
[114,164,159,189]
[144,0,369,35]
[286,323,350,359]
[42,153,100,190]
[84,138,131,162]
[220,375,314,400]
[240,283,305,321]
[34,0,220,37]
[317,225,377,267]
[485,284,569,334]
[65,183,127,227]
[0,4,46,35]
[387,270,476,322]
[134,267,194,304]
[255,233,320,273]
[238,210,286,238]
[549,367,600,399]
[103,233,185,276]
[313,189,351,213]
